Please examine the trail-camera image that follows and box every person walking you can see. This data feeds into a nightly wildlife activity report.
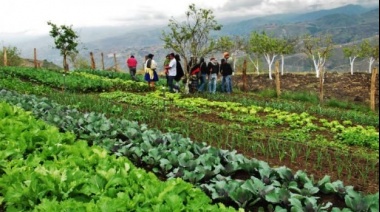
[197,57,208,92]
[144,54,159,90]
[165,53,178,93]
[126,55,138,81]
[207,57,219,94]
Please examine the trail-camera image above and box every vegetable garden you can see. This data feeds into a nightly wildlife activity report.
[0,66,379,211]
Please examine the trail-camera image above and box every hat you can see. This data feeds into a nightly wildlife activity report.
[223,52,229,57]
[147,54,154,59]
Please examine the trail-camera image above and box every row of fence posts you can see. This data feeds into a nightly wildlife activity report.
[2,47,379,111]
[2,47,120,72]
[239,59,378,112]
[89,52,121,72]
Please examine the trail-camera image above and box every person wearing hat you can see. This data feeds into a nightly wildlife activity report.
[207,57,219,94]
[144,54,158,89]
[221,52,234,94]
[126,54,138,81]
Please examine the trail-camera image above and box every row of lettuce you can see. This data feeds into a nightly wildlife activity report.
[0,89,378,211]
[1,66,378,127]
[101,91,379,152]
[0,66,152,92]
[0,100,236,211]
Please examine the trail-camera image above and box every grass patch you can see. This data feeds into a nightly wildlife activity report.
[281,90,319,104]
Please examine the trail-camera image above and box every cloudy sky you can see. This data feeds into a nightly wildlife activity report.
[1,0,378,36]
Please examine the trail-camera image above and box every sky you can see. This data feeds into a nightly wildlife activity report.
[1,0,378,37]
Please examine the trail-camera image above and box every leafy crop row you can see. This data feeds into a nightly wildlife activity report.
[101,90,379,152]
[0,66,149,92]
[0,101,235,211]
[1,89,378,211]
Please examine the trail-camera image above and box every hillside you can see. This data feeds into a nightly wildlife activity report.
[12,4,380,72]
[82,4,379,71]
[21,58,61,70]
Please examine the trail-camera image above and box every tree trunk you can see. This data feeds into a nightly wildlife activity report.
[370,67,378,111]
[63,53,69,72]
[275,60,281,98]
[319,65,324,104]
[90,52,96,70]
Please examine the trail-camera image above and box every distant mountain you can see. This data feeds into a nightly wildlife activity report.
[290,4,372,22]
[250,7,379,44]
[219,4,378,37]
[10,4,380,71]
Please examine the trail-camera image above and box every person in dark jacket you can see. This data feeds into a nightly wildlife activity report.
[188,57,200,93]
[207,57,219,94]
[220,52,233,93]
[174,54,184,92]
[197,57,208,92]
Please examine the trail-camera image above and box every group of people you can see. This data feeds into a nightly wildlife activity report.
[125,51,234,94]
[189,52,234,94]
[126,53,183,92]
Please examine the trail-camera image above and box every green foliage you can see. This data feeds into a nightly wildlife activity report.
[281,90,319,104]
[0,101,235,211]
[0,46,22,66]
[161,3,222,74]
[360,39,379,60]
[68,53,91,70]
[47,21,79,71]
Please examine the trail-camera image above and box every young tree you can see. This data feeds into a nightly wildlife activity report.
[359,39,379,73]
[343,42,361,75]
[47,21,79,72]
[278,38,297,75]
[0,46,22,66]
[301,34,334,78]
[68,52,91,70]
[249,31,283,80]
[161,4,222,93]
[217,35,246,71]
[244,38,261,75]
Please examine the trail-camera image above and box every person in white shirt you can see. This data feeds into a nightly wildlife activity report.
[165,53,178,93]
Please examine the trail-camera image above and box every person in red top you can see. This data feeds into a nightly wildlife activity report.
[126,55,138,81]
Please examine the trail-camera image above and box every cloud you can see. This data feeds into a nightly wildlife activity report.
[0,0,378,37]
[215,0,379,19]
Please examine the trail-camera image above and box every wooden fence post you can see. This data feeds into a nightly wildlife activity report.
[370,67,378,111]
[90,52,96,70]
[101,52,105,70]
[242,59,247,92]
[34,48,38,68]
[113,53,118,72]
[275,60,281,97]
[3,47,7,66]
